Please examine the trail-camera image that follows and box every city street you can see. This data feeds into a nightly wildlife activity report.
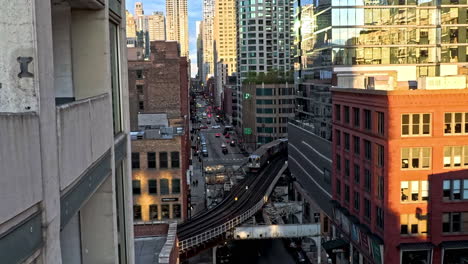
[229,239,297,264]
[189,96,247,217]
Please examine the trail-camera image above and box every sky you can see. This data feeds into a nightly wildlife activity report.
[126,0,203,77]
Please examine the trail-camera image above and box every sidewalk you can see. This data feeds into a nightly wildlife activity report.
[189,153,206,217]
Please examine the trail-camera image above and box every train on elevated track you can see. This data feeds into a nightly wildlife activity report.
[247,138,288,172]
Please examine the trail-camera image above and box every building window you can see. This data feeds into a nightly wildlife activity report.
[336,154,341,171]
[364,140,372,160]
[444,112,468,135]
[132,180,141,195]
[345,159,350,178]
[344,185,350,203]
[159,152,168,169]
[335,104,341,121]
[336,179,341,196]
[136,69,143,79]
[443,179,468,200]
[364,198,371,220]
[344,133,350,151]
[139,101,144,110]
[172,179,181,194]
[173,204,181,218]
[364,109,372,130]
[133,205,142,221]
[137,85,144,94]
[160,179,169,195]
[402,113,431,136]
[110,22,122,135]
[344,106,350,123]
[149,204,158,220]
[401,181,429,202]
[377,112,385,135]
[354,191,360,211]
[335,130,341,146]
[376,206,384,229]
[377,175,384,200]
[364,169,371,193]
[400,214,428,235]
[171,152,180,168]
[353,108,360,127]
[401,147,431,169]
[354,164,360,184]
[353,136,360,155]
[148,179,157,194]
[377,144,385,167]
[442,212,468,233]
[161,205,170,219]
[147,152,156,168]
[132,152,140,169]
[444,146,468,168]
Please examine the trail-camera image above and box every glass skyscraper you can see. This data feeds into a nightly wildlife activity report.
[294,0,468,140]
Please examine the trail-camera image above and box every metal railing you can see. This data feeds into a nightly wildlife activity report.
[178,163,288,253]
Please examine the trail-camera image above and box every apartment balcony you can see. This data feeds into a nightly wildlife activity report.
[56,93,113,191]
[0,113,42,223]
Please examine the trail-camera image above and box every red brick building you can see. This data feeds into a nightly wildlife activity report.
[331,72,468,264]
[128,41,190,224]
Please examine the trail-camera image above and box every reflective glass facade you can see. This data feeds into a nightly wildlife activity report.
[294,0,468,140]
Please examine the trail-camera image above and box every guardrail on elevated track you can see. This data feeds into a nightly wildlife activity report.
[178,162,288,253]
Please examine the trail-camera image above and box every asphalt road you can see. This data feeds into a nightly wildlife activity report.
[230,239,296,264]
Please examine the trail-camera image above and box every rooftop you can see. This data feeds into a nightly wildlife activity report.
[332,72,467,94]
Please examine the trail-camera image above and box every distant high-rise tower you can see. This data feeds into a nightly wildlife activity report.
[214,0,237,75]
[202,0,215,79]
[134,2,147,32]
[126,10,136,38]
[166,0,189,57]
[148,11,166,41]
[196,21,204,81]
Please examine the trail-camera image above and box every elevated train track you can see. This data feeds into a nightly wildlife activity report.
[177,155,288,258]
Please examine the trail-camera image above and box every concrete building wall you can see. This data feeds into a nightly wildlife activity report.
[0,0,39,113]
[0,1,135,263]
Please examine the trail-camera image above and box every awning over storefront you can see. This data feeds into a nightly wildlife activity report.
[440,240,468,249]
[322,238,348,254]
[399,242,434,251]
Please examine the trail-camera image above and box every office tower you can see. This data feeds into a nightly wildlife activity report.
[203,0,215,79]
[196,21,204,81]
[236,0,294,81]
[214,0,237,75]
[330,72,468,263]
[148,11,166,41]
[166,0,189,57]
[128,41,190,223]
[236,0,294,144]
[0,1,134,263]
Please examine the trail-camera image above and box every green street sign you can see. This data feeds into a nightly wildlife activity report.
[244,128,252,135]
[244,93,251,99]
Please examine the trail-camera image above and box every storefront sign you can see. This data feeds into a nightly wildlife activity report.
[371,239,383,264]
[162,198,179,202]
